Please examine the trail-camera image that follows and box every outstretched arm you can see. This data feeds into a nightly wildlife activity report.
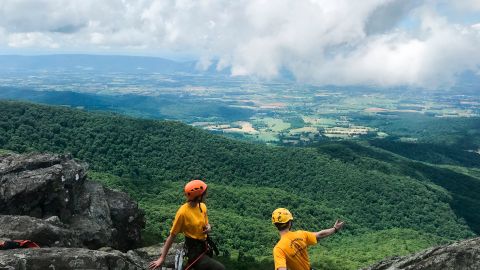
[315,220,344,240]
[149,233,177,269]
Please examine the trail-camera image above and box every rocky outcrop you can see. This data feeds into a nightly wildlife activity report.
[0,152,145,251]
[363,237,480,270]
[0,152,184,269]
[0,152,186,269]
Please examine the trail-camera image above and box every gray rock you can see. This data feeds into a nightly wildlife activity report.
[129,243,184,269]
[0,153,85,221]
[0,215,80,247]
[70,181,114,249]
[0,153,78,176]
[362,237,480,270]
[69,181,145,251]
[106,188,145,251]
[0,153,145,251]
[0,248,144,270]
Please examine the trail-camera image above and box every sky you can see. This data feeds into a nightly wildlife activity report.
[0,0,479,88]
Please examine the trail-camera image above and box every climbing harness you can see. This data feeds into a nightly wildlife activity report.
[174,245,186,270]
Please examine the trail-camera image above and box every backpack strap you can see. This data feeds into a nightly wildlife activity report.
[14,240,40,248]
[206,235,219,256]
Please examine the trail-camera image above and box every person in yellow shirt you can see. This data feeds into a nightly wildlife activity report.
[149,180,225,270]
[272,208,344,270]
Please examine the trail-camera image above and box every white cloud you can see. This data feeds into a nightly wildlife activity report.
[0,0,479,87]
[8,32,59,48]
[294,9,480,88]
[450,0,480,12]
[0,27,6,43]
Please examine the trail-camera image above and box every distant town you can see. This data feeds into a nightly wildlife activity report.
[1,65,479,146]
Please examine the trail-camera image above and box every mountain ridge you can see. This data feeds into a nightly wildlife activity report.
[0,54,195,73]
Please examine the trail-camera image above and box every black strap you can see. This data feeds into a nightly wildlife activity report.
[0,241,21,250]
[206,235,219,256]
[184,237,209,269]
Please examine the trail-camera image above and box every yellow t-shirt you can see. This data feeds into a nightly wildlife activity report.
[273,230,318,270]
[170,202,209,240]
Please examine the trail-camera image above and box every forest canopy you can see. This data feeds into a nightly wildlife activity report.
[0,101,478,269]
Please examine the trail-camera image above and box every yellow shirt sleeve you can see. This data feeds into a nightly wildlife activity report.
[273,246,287,269]
[170,205,185,235]
[304,231,318,246]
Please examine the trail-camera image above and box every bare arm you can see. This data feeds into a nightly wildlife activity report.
[203,223,212,234]
[277,268,287,270]
[149,233,177,269]
[315,220,344,240]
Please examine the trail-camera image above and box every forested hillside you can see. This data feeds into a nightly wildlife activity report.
[1,101,479,270]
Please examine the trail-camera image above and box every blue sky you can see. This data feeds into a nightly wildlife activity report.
[0,0,479,87]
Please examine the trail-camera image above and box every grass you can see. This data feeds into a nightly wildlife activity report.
[259,117,291,132]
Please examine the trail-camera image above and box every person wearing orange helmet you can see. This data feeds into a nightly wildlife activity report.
[149,180,225,270]
[272,208,344,270]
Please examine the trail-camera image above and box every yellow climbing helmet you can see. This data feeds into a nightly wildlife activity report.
[272,208,293,224]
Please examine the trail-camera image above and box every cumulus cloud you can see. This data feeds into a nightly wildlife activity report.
[450,0,480,12]
[0,0,479,88]
[364,0,422,35]
[8,32,60,48]
[294,8,480,87]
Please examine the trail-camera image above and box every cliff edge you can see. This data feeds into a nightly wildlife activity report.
[0,152,153,269]
[362,237,480,270]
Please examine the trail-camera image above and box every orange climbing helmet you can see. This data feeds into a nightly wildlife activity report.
[272,208,294,224]
[184,180,208,201]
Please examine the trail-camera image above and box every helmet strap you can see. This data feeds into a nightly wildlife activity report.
[197,190,207,212]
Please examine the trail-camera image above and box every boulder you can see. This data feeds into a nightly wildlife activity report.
[0,153,145,251]
[0,248,143,270]
[363,237,480,270]
[69,181,146,251]
[128,243,184,269]
[70,181,114,249]
[106,188,145,251]
[0,215,80,247]
[0,153,86,221]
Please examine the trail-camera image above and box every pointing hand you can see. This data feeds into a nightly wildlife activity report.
[334,220,345,231]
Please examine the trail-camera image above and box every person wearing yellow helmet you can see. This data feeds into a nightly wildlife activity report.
[149,180,225,270]
[272,208,344,270]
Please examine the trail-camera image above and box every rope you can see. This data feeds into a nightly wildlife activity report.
[183,247,208,270]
